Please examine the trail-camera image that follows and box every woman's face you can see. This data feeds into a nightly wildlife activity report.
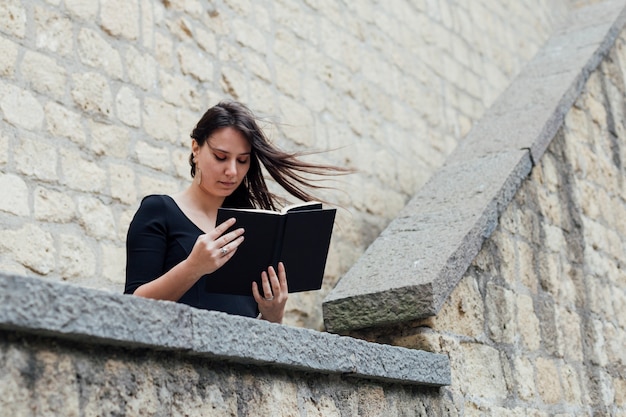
[192,126,252,199]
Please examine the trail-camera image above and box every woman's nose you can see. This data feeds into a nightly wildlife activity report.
[225,159,237,176]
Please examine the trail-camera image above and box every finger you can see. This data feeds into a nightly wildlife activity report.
[261,270,273,299]
[209,217,236,238]
[277,262,288,293]
[268,265,281,295]
[219,235,245,257]
[221,228,245,246]
[252,281,262,303]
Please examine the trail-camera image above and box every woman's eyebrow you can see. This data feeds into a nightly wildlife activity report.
[207,144,251,156]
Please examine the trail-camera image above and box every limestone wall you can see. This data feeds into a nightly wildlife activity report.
[349,23,626,416]
[0,0,571,328]
[1,1,624,416]
[2,50,624,411]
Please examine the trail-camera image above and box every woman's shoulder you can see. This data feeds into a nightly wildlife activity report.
[136,194,178,214]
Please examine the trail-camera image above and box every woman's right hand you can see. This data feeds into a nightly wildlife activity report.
[186,217,245,276]
[133,218,244,302]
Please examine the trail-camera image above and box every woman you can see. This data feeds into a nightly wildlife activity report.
[125,101,345,324]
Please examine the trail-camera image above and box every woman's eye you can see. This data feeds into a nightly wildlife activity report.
[237,159,249,164]
[214,154,226,161]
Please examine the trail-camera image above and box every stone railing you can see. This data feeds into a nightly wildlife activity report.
[322,0,626,333]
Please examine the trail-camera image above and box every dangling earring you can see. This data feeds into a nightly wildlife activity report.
[193,154,202,186]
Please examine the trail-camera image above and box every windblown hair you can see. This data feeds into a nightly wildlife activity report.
[190,101,349,211]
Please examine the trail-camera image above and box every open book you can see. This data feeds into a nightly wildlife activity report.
[205,201,337,296]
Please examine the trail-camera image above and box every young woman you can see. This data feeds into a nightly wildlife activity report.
[125,101,346,324]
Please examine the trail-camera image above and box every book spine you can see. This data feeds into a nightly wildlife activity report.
[271,216,287,267]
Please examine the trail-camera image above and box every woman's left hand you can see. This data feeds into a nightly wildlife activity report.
[252,262,288,324]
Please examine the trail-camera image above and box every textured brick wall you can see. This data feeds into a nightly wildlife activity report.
[350,26,626,415]
[0,0,571,329]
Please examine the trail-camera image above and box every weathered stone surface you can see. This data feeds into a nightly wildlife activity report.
[323,150,532,332]
[0,82,44,130]
[323,0,626,333]
[0,173,29,216]
[0,273,450,387]
[1,0,625,414]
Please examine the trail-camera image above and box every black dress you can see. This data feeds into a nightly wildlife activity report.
[124,194,258,317]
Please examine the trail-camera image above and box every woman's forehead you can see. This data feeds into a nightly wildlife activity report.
[207,127,251,153]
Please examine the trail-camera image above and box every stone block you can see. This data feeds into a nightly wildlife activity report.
[61,149,107,193]
[154,32,174,68]
[0,224,55,275]
[232,18,266,52]
[0,0,26,38]
[139,175,181,197]
[126,46,157,90]
[585,317,609,367]
[115,86,141,128]
[142,98,179,143]
[77,196,117,240]
[34,6,73,56]
[556,306,583,362]
[0,37,18,76]
[77,28,123,79]
[194,26,217,55]
[278,96,314,147]
[65,0,98,20]
[517,293,541,351]
[247,52,271,83]
[604,322,626,368]
[135,140,172,171]
[15,137,58,181]
[34,187,75,223]
[485,282,517,344]
[90,121,130,158]
[160,71,202,110]
[535,357,562,404]
[59,233,96,279]
[100,0,139,40]
[45,102,86,145]
[517,240,539,292]
[71,72,113,117]
[513,356,537,401]
[109,163,136,205]
[101,244,126,284]
[0,82,44,130]
[0,173,29,217]
[0,133,7,166]
[177,45,213,82]
[460,343,507,400]
[432,275,484,338]
[21,50,67,99]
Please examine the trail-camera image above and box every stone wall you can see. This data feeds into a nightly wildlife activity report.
[0,0,572,328]
[1,1,624,416]
[2,42,624,411]
[349,21,626,416]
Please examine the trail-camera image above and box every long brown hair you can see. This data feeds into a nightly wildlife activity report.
[190,101,349,211]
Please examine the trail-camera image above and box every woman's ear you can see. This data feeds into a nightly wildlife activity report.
[191,139,199,155]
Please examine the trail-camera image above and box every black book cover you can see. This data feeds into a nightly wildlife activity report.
[205,203,336,296]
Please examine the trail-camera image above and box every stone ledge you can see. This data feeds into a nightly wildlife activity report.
[0,273,450,387]
[322,0,626,333]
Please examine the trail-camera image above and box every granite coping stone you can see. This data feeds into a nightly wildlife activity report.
[0,273,450,387]
[322,0,626,333]
[323,150,532,331]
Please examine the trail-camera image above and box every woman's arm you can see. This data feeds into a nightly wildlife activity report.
[125,196,244,302]
[133,223,244,301]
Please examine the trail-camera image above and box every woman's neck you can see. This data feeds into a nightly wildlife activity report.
[171,185,225,232]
